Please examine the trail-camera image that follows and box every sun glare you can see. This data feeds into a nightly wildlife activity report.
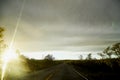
[2,48,18,63]
[1,48,19,80]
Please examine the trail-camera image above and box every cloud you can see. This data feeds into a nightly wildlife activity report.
[16,0,120,26]
[0,0,9,18]
[1,0,120,53]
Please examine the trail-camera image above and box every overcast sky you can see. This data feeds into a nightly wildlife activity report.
[0,0,120,59]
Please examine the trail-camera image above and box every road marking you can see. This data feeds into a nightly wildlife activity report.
[46,73,54,80]
[73,69,88,80]
[45,69,58,80]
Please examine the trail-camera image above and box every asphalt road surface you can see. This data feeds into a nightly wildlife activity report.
[17,63,88,80]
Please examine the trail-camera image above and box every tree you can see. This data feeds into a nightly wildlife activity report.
[44,54,55,61]
[79,55,83,60]
[86,53,92,60]
[103,43,120,58]
[103,46,112,58]
[97,53,106,59]
[0,27,6,57]
[111,43,120,58]
[0,27,4,38]
[16,49,28,62]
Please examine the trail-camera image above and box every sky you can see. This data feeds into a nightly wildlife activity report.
[0,0,120,59]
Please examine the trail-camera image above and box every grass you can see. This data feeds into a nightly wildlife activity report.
[23,57,120,80]
[66,58,120,80]
[1,55,120,80]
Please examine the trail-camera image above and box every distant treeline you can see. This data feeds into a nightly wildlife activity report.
[18,54,62,72]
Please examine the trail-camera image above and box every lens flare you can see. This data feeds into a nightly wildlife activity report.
[1,48,19,80]
[2,48,18,63]
[1,61,7,80]
[1,0,26,80]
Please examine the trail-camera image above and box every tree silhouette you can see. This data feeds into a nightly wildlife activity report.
[44,54,55,61]
[16,49,28,62]
[103,43,120,58]
[103,46,112,58]
[97,53,106,59]
[0,27,4,38]
[111,43,120,58]
[86,53,92,60]
[0,27,6,57]
[79,55,83,60]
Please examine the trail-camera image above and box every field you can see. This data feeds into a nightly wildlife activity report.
[66,58,120,80]
[20,57,120,80]
[0,54,120,80]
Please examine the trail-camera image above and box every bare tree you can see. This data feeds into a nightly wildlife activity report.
[103,43,120,58]
[97,53,106,59]
[79,55,83,60]
[103,46,112,58]
[86,53,92,60]
[111,43,120,58]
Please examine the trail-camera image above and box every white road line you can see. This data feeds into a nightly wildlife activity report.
[73,69,88,80]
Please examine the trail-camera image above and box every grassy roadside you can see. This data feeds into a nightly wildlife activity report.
[66,58,120,80]
[1,57,120,80]
[26,59,63,72]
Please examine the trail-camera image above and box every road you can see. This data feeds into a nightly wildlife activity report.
[17,63,88,80]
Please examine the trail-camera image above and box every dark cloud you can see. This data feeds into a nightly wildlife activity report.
[0,0,120,53]
[16,0,120,26]
[0,0,9,18]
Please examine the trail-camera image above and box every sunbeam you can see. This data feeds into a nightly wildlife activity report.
[1,47,18,80]
[1,0,26,80]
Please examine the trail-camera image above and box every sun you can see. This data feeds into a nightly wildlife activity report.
[1,47,19,80]
[2,48,18,63]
